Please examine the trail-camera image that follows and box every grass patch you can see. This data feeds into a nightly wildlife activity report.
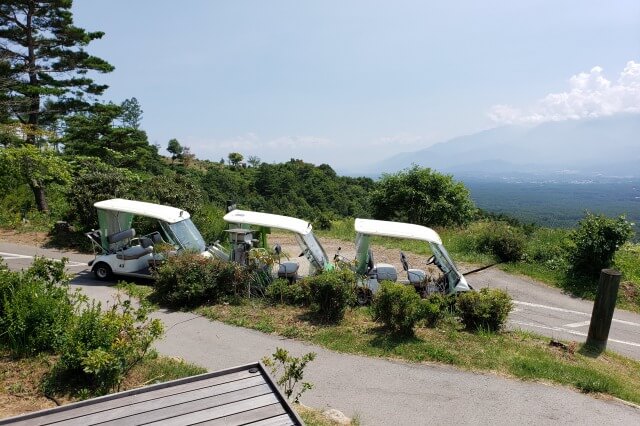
[197,300,640,405]
[295,404,359,425]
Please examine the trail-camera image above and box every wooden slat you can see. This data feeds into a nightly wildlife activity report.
[53,377,267,426]
[143,394,280,426]
[95,384,272,426]
[4,370,262,426]
[199,404,289,426]
[245,414,295,426]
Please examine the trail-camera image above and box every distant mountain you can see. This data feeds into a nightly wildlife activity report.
[367,114,640,178]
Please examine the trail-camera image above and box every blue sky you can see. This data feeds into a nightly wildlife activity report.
[72,1,640,170]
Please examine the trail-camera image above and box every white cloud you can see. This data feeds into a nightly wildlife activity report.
[489,61,640,124]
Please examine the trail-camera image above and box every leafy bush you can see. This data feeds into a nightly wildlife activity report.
[569,213,634,278]
[420,293,449,327]
[306,270,355,323]
[46,298,163,395]
[455,288,513,332]
[153,253,248,308]
[477,222,526,262]
[0,258,74,356]
[266,278,310,306]
[371,281,423,335]
[372,166,476,227]
[262,347,316,403]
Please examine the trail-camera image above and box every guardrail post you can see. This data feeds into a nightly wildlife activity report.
[585,269,621,353]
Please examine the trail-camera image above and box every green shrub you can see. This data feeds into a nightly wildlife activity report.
[266,278,310,306]
[307,270,355,323]
[455,288,513,332]
[46,298,163,395]
[153,253,248,307]
[0,258,74,356]
[477,222,526,262]
[371,281,423,335]
[569,213,634,278]
[420,293,449,327]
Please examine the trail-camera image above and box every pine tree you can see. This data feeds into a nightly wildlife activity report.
[0,0,113,211]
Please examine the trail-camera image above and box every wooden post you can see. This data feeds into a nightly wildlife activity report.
[585,269,622,353]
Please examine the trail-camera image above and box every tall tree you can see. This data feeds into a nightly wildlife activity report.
[167,138,183,162]
[120,97,142,129]
[0,0,113,211]
[228,152,243,167]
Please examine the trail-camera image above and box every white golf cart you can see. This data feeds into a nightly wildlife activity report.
[222,209,330,281]
[354,218,472,299]
[86,198,214,280]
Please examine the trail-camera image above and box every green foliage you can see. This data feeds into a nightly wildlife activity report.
[146,172,205,216]
[153,253,249,308]
[228,152,244,166]
[262,347,316,403]
[0,258,73,356]
[46,298,163,395]
[62,103,163,173]
[66,159,142,229]
[456,288,513,332]
[371,281,423,335]
[476,221,526,262]
[569,213,634,277]
[191,203,228,244]
[167,138,183,161]
[372,166,476,227]
[120,97,143,129]
[306,270,356,323]
[420,293,450,327]
[266,278,311,306]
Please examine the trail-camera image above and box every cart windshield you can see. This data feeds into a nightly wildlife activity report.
[162,219,206,252]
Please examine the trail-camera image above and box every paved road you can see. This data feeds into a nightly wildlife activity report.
[1,242,640,424]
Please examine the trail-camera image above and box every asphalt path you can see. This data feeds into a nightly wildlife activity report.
[1,242,640,424]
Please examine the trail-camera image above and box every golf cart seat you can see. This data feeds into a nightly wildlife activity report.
[407,269,426,285]
[374,263,397,282]
[400,251,425,284]
[278,261,299,279]
[108,228,136,246]
[116,245,154,260]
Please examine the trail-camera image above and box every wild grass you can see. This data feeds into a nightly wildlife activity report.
[197,300,640,405]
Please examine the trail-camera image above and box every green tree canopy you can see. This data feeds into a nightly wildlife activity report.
[167,138,183,162]
[371,166,476,227]
[0,0,113,210]
[228,152,243,167]
[61,103,163,172]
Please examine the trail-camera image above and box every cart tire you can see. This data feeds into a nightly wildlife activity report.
[93,262,113,281]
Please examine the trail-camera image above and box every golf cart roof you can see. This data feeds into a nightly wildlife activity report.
[93,199,191,224]
[223,209,313,235]
[355,218,443,245]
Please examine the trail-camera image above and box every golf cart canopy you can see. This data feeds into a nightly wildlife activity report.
[354,218,470,294]
[93,199,206,253]
[354,218,442,245]
[223,209,329,273]
[94,199,190,224]
[223,210,313,235]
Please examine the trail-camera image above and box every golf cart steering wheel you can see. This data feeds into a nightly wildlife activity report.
[426,255,436,265]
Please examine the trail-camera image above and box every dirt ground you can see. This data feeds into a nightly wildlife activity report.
[0,229,50,247]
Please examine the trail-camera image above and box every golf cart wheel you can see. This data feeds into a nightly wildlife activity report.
[93,262,113,281]
[356,288,372,306]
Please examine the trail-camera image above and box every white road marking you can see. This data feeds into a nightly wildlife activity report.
[564,320,591,328]
[0,251,87,268]
[514,300,640,328]
[511,321,640,348]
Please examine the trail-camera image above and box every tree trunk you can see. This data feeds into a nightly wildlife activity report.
[30,179,49,213]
